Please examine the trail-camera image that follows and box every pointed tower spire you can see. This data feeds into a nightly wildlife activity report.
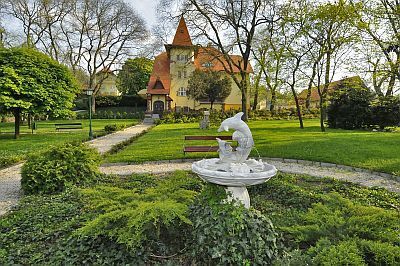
[172,16,192,46]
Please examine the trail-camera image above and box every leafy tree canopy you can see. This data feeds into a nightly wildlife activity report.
[116,57,153,95]
[187,69,232,109]
[0,47,78,138]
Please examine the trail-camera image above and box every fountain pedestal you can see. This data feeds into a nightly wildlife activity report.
[226,186,250,209]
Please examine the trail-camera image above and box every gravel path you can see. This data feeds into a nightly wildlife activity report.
[100,159,400,194]
[0,163,24,216]
[0,123,152,216]
[87,124,152,154]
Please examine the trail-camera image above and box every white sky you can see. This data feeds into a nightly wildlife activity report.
[123,0,158,29]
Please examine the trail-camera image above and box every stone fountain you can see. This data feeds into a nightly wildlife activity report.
[191,112,277,208]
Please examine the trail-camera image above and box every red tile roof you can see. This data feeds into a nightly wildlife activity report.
[172,16,193,46]
[298,76,366,102]
[195,47,253,73]
[146,52,170,95]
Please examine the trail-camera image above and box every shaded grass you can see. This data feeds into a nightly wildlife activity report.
[0,119,137,168]
[105,120,400,175]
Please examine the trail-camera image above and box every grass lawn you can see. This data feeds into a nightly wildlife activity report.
[106,119,400,175]
[0,119,137,168]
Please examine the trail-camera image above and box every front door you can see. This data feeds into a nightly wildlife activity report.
[153,100,164,113]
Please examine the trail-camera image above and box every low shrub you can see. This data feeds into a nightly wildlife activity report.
[308,239,366,266]
[189,184,280,265]
[76,171,202,258]
[283,193,399,247]
[104,123,126,133]
[21,143,101,194]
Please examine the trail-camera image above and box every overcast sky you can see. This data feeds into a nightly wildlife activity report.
[124,0,158,29]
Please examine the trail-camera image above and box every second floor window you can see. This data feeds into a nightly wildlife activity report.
[178,87,186,96]
[178,71,182,78]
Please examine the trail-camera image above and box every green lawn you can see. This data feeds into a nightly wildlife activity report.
[106,119,400,175]
[0,119,137,168]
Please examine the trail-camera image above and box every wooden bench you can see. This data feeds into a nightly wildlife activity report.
[184,135,235,154]
[55,123,83,131]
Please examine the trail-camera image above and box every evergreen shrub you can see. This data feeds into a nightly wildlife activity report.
[327,83,374,129]
[21,143,101,194]
[371,96,400,130]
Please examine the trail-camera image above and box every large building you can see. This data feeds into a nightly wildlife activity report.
[142,16,252,113]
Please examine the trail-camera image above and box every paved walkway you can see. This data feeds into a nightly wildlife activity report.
[87,124,152,154]
[100,159,400,194]
[0,123,152,216]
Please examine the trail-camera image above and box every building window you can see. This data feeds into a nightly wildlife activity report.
[177,87,186,96]
[178,71,182,78]
[183,70,187,78]
[202,62,214,68]
[177,54,189,62]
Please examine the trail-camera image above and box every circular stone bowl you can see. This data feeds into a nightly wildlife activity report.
[191,158,277,187]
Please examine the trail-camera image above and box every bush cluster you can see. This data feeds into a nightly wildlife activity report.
[250,174,400,265]
[76,110,144,120]
[327,84,400,129]
[21,143,101,194]
[95,95,146,108]
[156,108,320,124]
[104,123,126,133]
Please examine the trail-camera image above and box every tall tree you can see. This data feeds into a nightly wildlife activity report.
[187,69,232,110]
[352,0,400,96]
[174,0,276,120]
[303,0,357,132]
[0,47,78,139]
[116,58,153,95]
[4,0,148,112]
[59,0,148,112]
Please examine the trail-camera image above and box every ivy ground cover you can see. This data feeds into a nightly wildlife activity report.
[0,171,399,265]
[106,119,400,175]
[0,119,136,168]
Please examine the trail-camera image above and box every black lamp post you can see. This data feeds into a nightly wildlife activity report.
[86,89,94,140]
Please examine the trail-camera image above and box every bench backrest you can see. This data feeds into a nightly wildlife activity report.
[184,135,232,141]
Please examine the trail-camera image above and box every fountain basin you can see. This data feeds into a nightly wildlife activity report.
[192,158,277,187]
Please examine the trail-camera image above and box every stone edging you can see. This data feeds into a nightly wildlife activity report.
[101,157,400,182]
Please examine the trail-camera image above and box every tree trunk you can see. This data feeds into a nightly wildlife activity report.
[210,101,214,110]
[241,89,248,121]
[291,86,304,129]
[386,73,395,96]
[306,61,318,110]
[14,109,21,139]
[252,70,262,111]
[270,90,276,113]
[27,113,32,129]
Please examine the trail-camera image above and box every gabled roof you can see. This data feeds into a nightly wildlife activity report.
[298,76,366,101]
[146,52,170,95]
[195,46,253,74]
[172,16,193,46]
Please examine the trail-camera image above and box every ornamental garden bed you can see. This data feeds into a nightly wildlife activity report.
[1,171,399,265]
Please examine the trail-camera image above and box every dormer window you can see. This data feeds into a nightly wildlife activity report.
[202,62,214,68]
